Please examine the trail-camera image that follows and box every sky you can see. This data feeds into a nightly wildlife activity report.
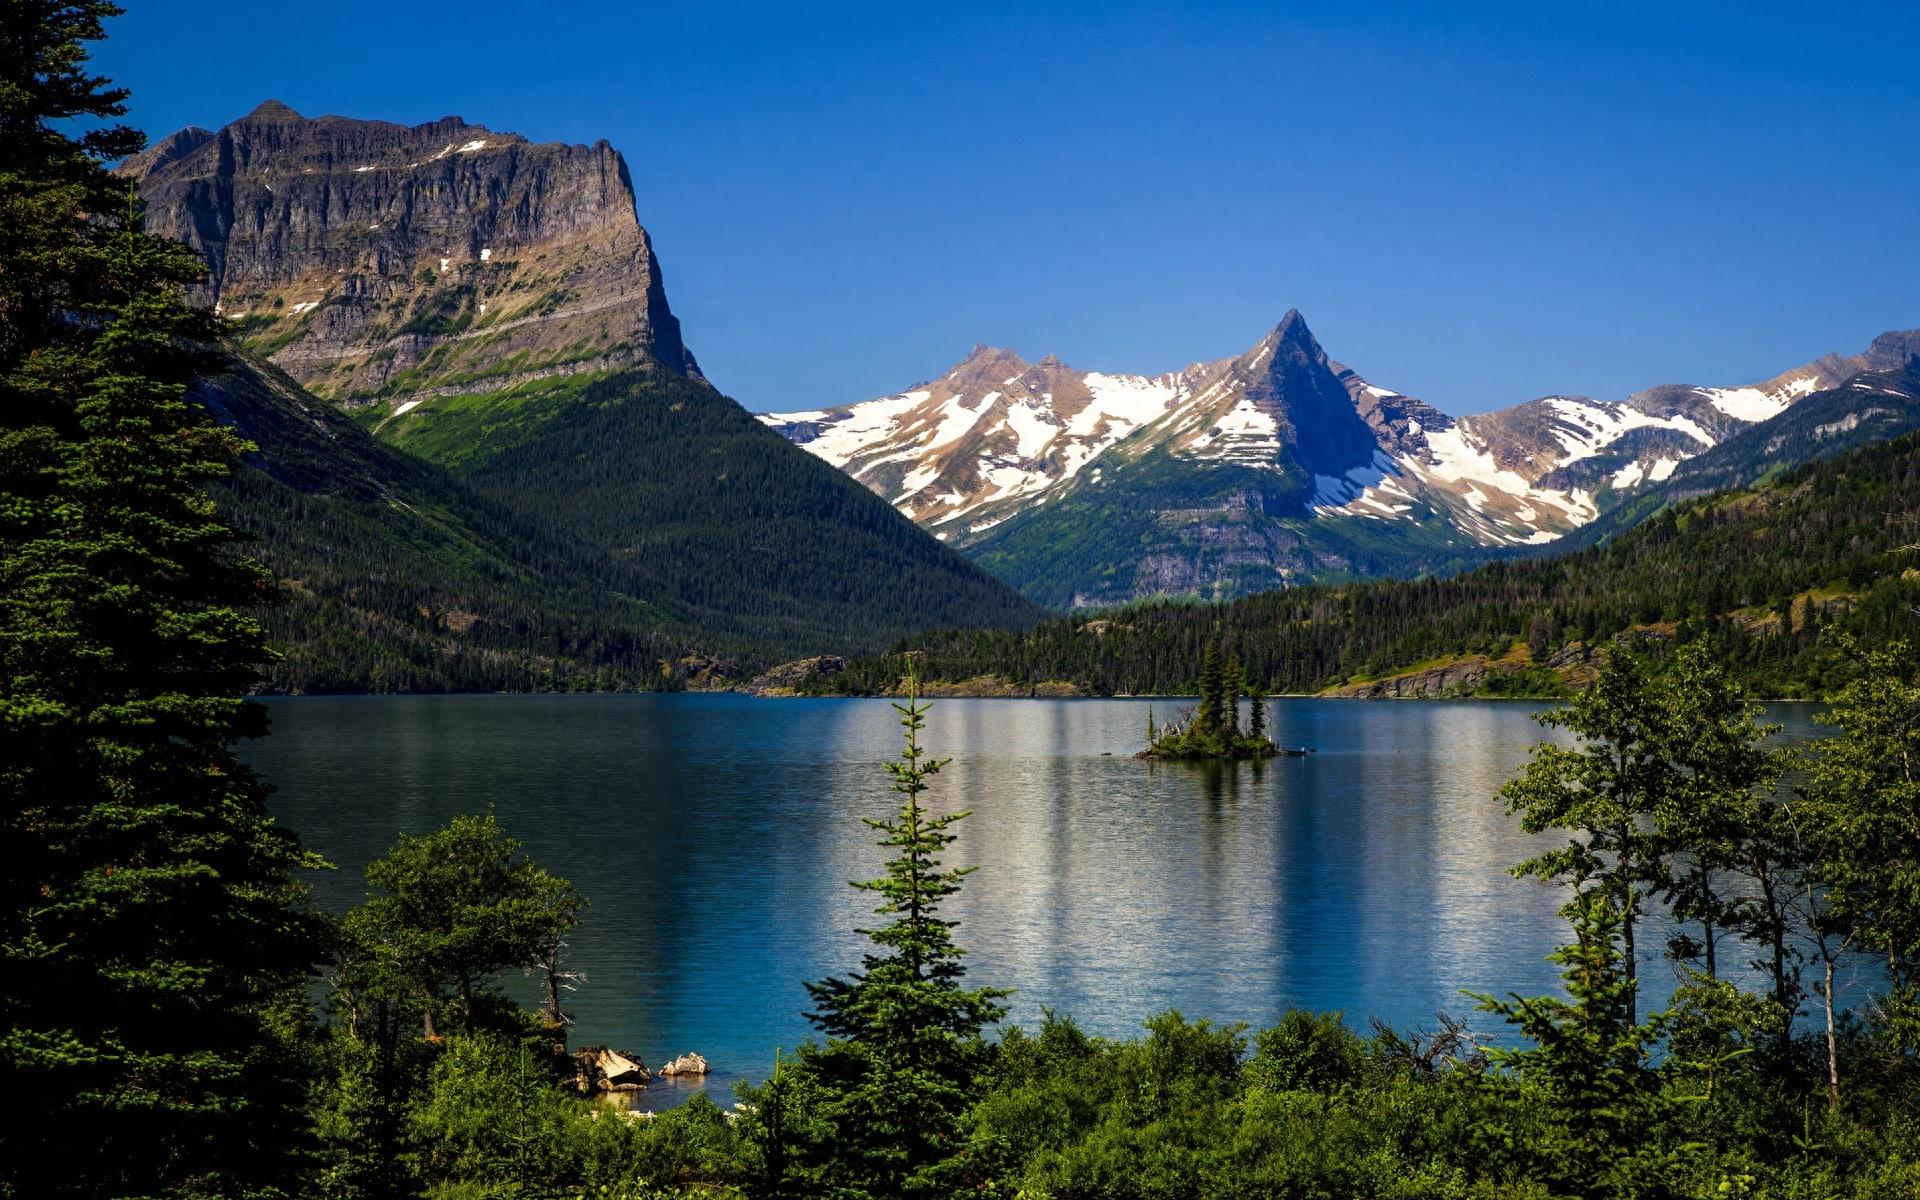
[97,1,1920,415]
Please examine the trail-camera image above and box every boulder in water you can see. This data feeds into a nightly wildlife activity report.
[657,1051,709,1077]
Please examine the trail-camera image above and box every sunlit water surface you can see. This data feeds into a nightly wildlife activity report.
[247,694,1824,1108]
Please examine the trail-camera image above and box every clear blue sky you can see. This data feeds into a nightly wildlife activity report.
[98,2,1919,414]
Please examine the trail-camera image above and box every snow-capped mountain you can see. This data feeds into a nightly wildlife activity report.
[762,315,1919,605]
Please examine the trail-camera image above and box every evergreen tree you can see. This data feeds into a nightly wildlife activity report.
[782,675,1009,1198]
[1223,651,1245,739]
[0,6,325,1194]
[1194,637,1227,739]
[1475,888,1669,1199]
[1248,684,1268,744]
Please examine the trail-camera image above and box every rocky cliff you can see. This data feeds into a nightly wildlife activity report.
[126,101,698,414]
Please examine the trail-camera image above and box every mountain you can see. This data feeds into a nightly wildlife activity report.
[802,426,1920,702]
[131,104,1044,661]
[765,315,1919,607]
[201,354,711,693]
[1572,342,1920,544]
[128,99,698,409]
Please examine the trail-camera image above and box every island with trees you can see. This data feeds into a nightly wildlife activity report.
[1139,637,1282,759]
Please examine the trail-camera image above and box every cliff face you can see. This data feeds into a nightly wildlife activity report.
[126,100,698,409]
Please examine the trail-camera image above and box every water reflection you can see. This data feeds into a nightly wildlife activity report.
[247,694,1820,1108]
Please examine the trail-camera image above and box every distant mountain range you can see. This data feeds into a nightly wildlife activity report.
[797,410,1920,702]
[127,103,1041,688]
[764,315,1920,606]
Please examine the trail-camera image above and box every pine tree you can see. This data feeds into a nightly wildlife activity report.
[337,813,584,1040]
[1475,887,1667,1199]
[1194,637,1227,740]
[1224,651,1245,739]
[1248,684,1268,745]
[786,673,1010,1198]
[0,6,325,1194]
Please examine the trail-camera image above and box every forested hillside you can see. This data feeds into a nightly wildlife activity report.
[433,366,1047,653]
[808,429,1920,699]
[204,356,724,692]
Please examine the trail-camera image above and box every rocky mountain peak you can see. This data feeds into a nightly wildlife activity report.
[242,98,302,122]
[126,103,698,412]
[1217,311,1378,476]
[1863,328,1920,372]
[946,343,1032,386]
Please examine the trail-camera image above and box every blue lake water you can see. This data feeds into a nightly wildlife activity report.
[246,694,1825,1107]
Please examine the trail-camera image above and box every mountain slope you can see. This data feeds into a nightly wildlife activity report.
[767,316,1919,606]
[442,365,1048,651]
[135,104,1045,657]
[201,355,715,692]
[809,427,1920,701]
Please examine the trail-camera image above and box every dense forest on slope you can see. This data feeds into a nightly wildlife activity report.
[432,366,1046,652]
[804,428,1920,699]
[204,357,731,692]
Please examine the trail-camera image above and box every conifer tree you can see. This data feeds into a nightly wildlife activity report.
[1248,685,1268,745]
[0,5,325,1194]
[338,812,584,1040]
[788,673,1009,1198]
[1475,888,1667,1198]
[1194,637,1227,740]
[1224,651,1245,739]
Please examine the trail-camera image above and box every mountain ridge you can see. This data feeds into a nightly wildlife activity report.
[764,315,1920,605]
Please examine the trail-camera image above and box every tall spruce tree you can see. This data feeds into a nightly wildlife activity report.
[0,5,325,1196]
[786,674,1009,1198]
[1194,637,1227,740]
[1223,651,1245,739]
[1475,888,1668,1199]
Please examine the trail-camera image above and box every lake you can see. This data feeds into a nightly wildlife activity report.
[246,694,1826,1108]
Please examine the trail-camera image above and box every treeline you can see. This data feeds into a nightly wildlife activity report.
[808,429,1920,699]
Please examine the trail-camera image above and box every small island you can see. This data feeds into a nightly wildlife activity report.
[1139,638,1279,759]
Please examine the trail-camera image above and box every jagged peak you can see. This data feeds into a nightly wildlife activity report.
[1233,309,1324,370]
[243,99,302,122]
[944,342,1032,382]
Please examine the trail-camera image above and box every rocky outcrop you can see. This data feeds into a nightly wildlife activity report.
[656,1052,709,1078]
[742,655,847,695]
[570,1046,651,1093]
[1321,657,1497,699]
[125,101,698,413]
